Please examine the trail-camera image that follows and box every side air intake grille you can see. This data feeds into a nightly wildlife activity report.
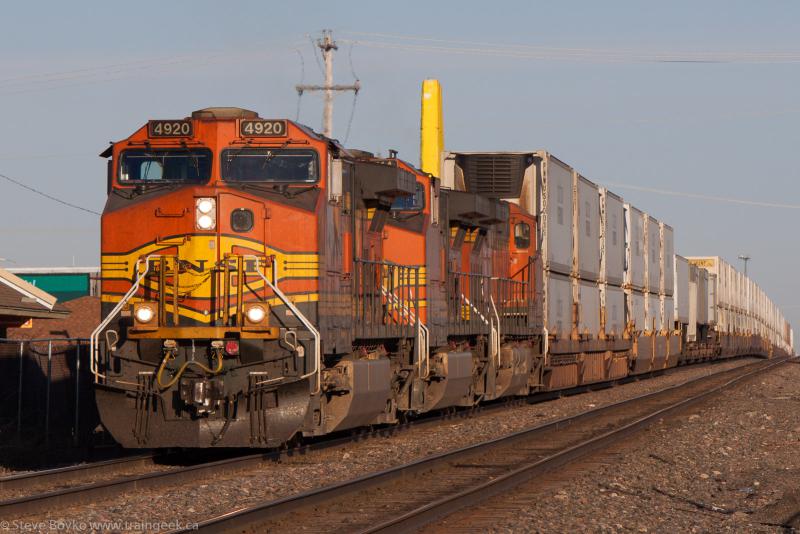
[457,154,531,198]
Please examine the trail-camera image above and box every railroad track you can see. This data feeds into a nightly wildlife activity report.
[0,387,536,517]
[177,356,790,534]
[0,449,261,516]
[0,356,757,521]
[0,453,156,493]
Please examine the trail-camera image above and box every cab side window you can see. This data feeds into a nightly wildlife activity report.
[514,222,531,249]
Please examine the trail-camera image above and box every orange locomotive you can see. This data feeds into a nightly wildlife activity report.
[92,106,791,449]
[92,107,537,447]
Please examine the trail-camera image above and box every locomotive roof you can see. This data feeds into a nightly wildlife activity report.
[98,107,426,178]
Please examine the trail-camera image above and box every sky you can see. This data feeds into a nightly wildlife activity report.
[0,1,798,327]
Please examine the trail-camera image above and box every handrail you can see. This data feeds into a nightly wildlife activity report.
[89,256,155,382]
[460,293,489,325]
[379,284,430,379]
[379,285,418,322]
[543,327,550,365]
[90,253,321,394]
[490,296,501,368]
[248,256,322,396]
[417,322,430,380]
[508,255,535,281]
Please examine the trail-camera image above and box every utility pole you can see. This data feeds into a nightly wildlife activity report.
[738,254,751,276]
[296,30,360,138]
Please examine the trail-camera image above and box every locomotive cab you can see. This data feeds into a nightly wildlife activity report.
[94,108,332,447]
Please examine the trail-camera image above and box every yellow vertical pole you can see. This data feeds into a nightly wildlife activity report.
[420,79,444,177]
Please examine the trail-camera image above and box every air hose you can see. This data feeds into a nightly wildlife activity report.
[156,349,224,390]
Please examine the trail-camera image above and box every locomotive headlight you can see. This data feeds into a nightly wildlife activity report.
[195,197,216,230]
[245,305,267,324]
[243,303,270,331]
[197,214,215,230]
[135,305,154,323]
[133,302,158,330]
[196,198,215,214]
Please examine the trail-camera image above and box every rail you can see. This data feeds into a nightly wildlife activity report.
[492,268,533,335]
[417,322,430,379]
[353,259,420,341]
[489,296,501,368]
[89,254,322,394]
[0,382,540,518]
[0,453,156,492]
[174,357,788,533]
[90,256,155,382]
[447,266,532,340]
[218,254,272,327]
[378,280,430,380]
[448,271,490,337]
[248,256,321,395]
[360,357,791,533]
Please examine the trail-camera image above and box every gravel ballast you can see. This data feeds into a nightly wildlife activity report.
[430,358,800,533]
[8,357,765,533]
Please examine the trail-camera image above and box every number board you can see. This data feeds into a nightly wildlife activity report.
[148,120,193,138]
[240,119,287,137]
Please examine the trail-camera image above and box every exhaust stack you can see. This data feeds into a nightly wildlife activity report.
[420,79,444,177]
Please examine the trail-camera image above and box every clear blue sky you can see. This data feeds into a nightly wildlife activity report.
[1,1,798,326]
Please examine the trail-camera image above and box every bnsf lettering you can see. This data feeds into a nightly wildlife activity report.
[181,259,208,273]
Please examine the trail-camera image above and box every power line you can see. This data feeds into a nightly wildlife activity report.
[603,181,800,209]
[0,56,199,87]
[294,48,306,122]
[0,153,91,160]
[340,33,800,64]
[343,91,358,145]
[308,33,326,75]
[347,42,359,80]
[343,43,360,145]
[344,31,657,55]
[0,45,302,96]
[0,172,100,216]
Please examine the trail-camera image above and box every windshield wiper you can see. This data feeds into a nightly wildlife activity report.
[132,182,181,197]
[391,210,423,222]
[224,141,292,168]
[112,188,135,200]
[283,184,318,198]
[111,181,179,200]
[239,183,318,199]
[174,144,201,172]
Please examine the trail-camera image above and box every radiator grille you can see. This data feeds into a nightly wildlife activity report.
[458,154,530,198]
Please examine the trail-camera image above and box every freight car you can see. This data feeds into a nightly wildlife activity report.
[90,102,792,448]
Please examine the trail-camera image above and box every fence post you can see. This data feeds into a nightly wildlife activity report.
[74,343,81,447]
[45,340,52,449]
[16,341,24,443]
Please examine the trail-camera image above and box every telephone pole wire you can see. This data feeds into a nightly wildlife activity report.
[296,30,360,138]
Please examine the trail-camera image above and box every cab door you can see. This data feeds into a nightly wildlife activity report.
[509,213,535,274]
[509,212,537,327]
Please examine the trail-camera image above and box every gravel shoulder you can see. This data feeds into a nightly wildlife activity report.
[428,358,800,533]
[9,357,763,533]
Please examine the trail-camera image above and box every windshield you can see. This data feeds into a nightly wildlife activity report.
[119,149,212,183]
[221,149,318,183]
